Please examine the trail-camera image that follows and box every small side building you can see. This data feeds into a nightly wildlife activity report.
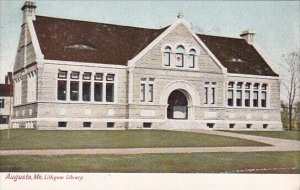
[0,72,13,129]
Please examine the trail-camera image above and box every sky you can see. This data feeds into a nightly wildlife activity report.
[0,1,299,94]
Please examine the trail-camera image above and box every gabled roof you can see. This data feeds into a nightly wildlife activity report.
[33,16,168,65]
[32,16,278,76]
[0,84,13,97]
[197,34,278,76]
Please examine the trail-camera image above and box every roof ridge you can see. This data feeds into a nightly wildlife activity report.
[35,15,166,31]
[197,33,242,40]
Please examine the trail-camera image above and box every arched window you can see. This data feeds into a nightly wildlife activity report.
[188,49,196,68]
[163,46,171,66]
[175,45,185,67]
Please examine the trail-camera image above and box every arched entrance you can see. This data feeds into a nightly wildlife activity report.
[167,90,188,119]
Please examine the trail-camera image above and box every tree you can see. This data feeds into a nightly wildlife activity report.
[282,51,300,130]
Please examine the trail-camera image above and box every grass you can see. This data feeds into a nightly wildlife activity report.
[0,151,299,173]
[224,131,300,141]
[0,129,269,150]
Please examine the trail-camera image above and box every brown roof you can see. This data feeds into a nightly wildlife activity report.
[33,16,277,76]
[33,16,168,65]
[197,34,278,76]
[0,84,13,97]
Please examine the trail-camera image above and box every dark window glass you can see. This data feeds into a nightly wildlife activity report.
[58,122,67,128]
[211,87,215,104]
[57,80,67,100]
[253,91,258,107]
[245,83,251,89]
[94,73,103,81]
[70,71,79,79]
[261,84,267,90]
[236,90,242,106]
[58,71,67,79]
[107,122,114,128]
[94,83,103,102]
[263,124,268,129]
[83,122,91,128]
[228,82,234,88]
[82,72,91,80]
[164,52,171,66]
[140,83,145,102]
[82,82,91,101]
[228,90,233,106]
[106,74,115,81]
[205,87,208,104]
[0,115,8,124]
[253,83,259,90]
[143,123,152,128]
[149,84,153,102]
[106,83,114,102]
[207,123,215,128]
[246,124,252,129]
[70,81,79,101]
[261,91,267,107]
[0,99,4,108]
[229,124,235,128]
[245,91,250,107]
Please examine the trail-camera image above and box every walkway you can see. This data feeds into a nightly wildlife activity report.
[0,130,300,156]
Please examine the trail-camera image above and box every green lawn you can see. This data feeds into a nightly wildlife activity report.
[0,129,269,150]
[225,131,300,141]
[1,151,299,173]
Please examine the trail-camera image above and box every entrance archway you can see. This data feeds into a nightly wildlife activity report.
[167,90,188,119]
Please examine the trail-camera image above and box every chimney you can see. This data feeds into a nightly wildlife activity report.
[240,30,255,45]
[5,72,13,85]
[21,0,37,23]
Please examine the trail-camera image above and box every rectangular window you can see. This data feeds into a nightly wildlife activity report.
[253,91,258,107]
[207,123,215,128]
[246,124,252,129]
[253,83,259,90]
[229,123,235,128]
[83,122,91,128]
[164,52,171,66]
[261,91,267,107]
[82,82,91,101]
[107,122,114,128]
[58,71,67,79]
[57,80,67,100]
[237,82,243,89]
[188,54,195,68]
[175,53,184,67]
[236,90,242,106]
[205,87,208,104]
[245,83,251,89]
[149,84,153,102]
[82,72,91,80]
[106,83,114,102]
[94,73,103,81]
[211,87,215,104]
[245,91,250,107]
[70,81,79,101]
[106,74,115,81]
[0,115,8,124]
[261,84,267,90]
[70,71,79,79]
[228,82,234,88]
[0,99,4,108]
[263,124,268,129]
[58,122,67,128]
[94,83,103,102]
[140,83,145,102]
[228,90,233,106]
[143,122,152,128]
